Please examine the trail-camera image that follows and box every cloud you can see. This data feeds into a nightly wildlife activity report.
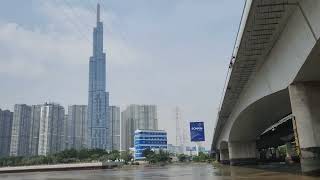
[0,0,145,80]
[39,0,145,65]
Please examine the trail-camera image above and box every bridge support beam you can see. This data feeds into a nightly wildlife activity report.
[229,141,257,165]
[289,83,320,174]
[285,142,296,163]
[220,149,230,164]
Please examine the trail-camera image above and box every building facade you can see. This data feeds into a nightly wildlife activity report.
[64,114,68,149]
[66,105,87,150]
[121,105,158,151]
[38,103,65,156]
[108,106,120,151]
[134,129,167,160]
[29,105,41,156]
[87,3,110,150]
[10,104,32,156]
[0,109,13,157]
[167,144,183,155]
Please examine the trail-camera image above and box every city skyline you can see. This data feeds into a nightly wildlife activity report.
[0,0,319,177]
[0,1,245,148]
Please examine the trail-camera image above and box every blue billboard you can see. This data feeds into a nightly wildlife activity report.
[190,122,205,142]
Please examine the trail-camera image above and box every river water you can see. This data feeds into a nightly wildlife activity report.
[0,163,318,180]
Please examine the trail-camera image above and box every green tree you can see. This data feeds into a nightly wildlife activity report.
[120,151,133,163]
[142,148,153,158]
[78,149,90,160]
[192,152,212,162]
[177,154,188,162]
[143,149,171,164]
[108,150,120,161]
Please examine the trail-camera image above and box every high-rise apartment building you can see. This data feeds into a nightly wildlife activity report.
[38,103,65,156]
[29,105,41,156]
[87,3,110,150]
[66,105,87,150]
[0,109,13,157]
[10,104,32,156]
[108,106,120,151]
[64,114,68,149]
[121,105,158,151]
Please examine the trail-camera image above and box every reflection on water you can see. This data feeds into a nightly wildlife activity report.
[0,163,318,180]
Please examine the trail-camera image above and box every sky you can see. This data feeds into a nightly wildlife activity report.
[0,0,245,148]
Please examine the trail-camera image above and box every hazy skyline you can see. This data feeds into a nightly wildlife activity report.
[0,0,245,148]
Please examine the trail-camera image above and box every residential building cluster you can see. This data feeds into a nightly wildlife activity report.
[0,103,161,157]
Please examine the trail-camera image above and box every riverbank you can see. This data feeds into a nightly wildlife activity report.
[0,162,123,174]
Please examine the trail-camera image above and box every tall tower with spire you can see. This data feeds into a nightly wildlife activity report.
[87,3,110,150]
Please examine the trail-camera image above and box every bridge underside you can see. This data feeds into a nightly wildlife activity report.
[219,38,320,173]
[213,0,320,174]
[216,40,320,173]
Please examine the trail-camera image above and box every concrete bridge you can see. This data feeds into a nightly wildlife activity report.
[211,0,320,173]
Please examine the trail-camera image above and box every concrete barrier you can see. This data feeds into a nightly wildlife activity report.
[0,162,123,174]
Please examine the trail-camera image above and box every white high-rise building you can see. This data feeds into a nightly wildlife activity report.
[10,104,32,156]
[9,104,43,156]
[66,105,87,150]
[38,103,65,156]
[0,109,13,157]
[108,106,120,151]
[121,105,158,151]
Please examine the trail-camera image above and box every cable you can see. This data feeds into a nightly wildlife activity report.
[213,0,248,146]
[217,0,248,114]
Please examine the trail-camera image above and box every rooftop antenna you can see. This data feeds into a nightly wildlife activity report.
[97,3,100,23]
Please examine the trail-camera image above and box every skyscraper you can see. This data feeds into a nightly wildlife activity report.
[66,105,87,150]
[38,103,65,156]
[10,104,32,156]
[87,4,109,150]
[0,109,13,157]
[121,105,158,151]
[29,105,41,156]
[108,106,120,151]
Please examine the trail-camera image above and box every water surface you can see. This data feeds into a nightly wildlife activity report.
[0,163,318,180]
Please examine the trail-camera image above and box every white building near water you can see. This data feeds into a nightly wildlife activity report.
[38,103,65,156]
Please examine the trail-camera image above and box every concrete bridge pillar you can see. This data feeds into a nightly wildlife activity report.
[220,149,230,164]
[289,83,320,173]
[285,142,295,163]
[216,150,220,162]
[228,141,257,165]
